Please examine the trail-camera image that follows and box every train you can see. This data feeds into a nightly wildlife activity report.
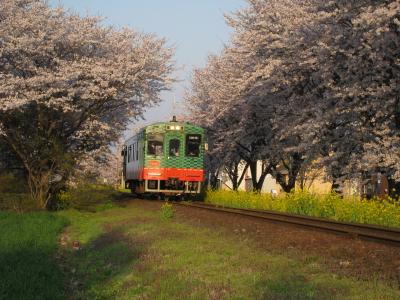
[121,117,207,198]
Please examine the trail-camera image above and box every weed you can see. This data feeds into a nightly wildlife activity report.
[160,202,174,220]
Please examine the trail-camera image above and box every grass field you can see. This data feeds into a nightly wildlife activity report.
[205,190,400,228]
[1,201,399,299]
[0,212,69,300]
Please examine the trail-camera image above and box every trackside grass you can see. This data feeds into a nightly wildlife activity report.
[1,201,399,299]
[0,212,69,300]
[58,203,399,299]
[205,190,400,228]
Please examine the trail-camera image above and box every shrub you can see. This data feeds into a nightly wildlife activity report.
[56,184,124,212]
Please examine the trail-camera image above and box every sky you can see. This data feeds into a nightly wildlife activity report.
[50,0,245,133]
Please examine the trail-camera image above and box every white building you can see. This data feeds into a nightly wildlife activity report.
[218,161,283,195]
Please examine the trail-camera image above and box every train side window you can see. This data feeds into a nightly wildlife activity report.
[169,139,180,157]
[136,141,139,160]
[132,144,135,161]
[123,147,127,164]
[147,134,164,156]
[186,134,201,157]
[128,146,132,163]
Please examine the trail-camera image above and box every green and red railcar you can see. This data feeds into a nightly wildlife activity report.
[122,118,206,196]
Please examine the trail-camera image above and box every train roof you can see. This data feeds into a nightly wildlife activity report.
[145,121,204,130]
[124,119,205,145]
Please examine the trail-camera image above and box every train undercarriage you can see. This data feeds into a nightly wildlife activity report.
[126,178,202,197]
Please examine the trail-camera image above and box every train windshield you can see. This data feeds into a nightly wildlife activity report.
[169,139,180,157]
[147,134,164,156]
[186,134,201,157]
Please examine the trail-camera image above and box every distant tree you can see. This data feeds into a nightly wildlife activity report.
[72,145,121,186]
[0,0,174,208]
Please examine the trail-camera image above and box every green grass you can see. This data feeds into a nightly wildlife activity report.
[58,203,399,300]
[1,200,399,299]
[205,190,400,228]
[0,211,69,300]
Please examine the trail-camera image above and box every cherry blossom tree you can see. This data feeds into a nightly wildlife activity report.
[330,1,399,188]
[187,0,319,192]
[290,0,400,191]
[187,0,400,194]
[0,0,174,208]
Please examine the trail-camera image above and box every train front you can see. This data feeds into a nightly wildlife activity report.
[142,120,206,196]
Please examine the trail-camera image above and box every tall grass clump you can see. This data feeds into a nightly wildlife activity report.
[160,202,174,220]
[56,184,124,211]
[0,212,69,299]
[205,190,400,228]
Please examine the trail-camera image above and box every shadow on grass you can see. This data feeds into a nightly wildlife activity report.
[0,212,69,300]
[65,228,141,300]
[0,248,66,300]
[0,212,139,300]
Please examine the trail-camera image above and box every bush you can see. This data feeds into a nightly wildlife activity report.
[56,184,124,212]
[205,190,400,228]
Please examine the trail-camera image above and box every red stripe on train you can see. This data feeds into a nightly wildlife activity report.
[141,168,204,182]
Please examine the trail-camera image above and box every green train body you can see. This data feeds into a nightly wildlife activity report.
[122,118,206,196]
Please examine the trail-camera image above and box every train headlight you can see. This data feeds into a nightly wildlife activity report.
[168,125,183,131]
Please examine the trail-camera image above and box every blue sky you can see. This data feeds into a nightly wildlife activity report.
[50,0,245,130]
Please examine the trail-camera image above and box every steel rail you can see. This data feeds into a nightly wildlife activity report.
[172,201,400,245]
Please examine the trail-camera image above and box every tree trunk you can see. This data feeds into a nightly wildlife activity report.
[249,160,271,192]
[331,172,344,195]
[237,162,249,190]
[209,168,220,190]
[226,161,249,191]
[231,163,239,191]
[249,160,258,191]
[331,180,342,194]
[273,153,304,193]
[281,177,296,193]
[274,173,291,193]
[232,174,239,190]
[27,171,52,210]
[254,171,268,192]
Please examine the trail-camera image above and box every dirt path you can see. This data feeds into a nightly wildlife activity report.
[123,199,400,286]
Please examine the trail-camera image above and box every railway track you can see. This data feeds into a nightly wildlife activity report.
[172,201,400,245]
